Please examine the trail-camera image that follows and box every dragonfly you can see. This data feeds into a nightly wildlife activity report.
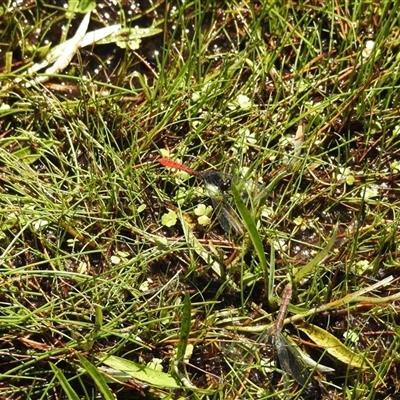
[260,283,310,386]
[157,158,245,235]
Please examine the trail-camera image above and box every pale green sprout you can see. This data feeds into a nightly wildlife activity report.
[194,204,213,227]
[110,256,121,265]
[232,128,257,154]
[343,330,359,344]
[175,187,190,206]
[355,259,371,274]
[33,219,50,231]
[137,204,146,213]
[237,94,252,110]
[191,91,201,102]
[161,210,178,227]
[337,167,355,185]
[293,216,303,226]
[197,215,211,226]
[159,148,170,158]
[260,205,274,221]
[391,160,400,173]
[110,251,129,265]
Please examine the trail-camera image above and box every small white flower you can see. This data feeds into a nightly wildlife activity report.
[237,94,252,110]
[361,185,379,203]
[139,278,153,292]
[32,219,49,231]
[362,40,374,59]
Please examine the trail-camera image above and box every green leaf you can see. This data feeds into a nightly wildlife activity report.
[76,0,96,13]
[77,354,115,400]
[98,354,181,389]
[298,322,369,370]
[50,363,80,400]
[161,210,178,227]
[66,0,79,17]
[231,184,268,292]
[176,293,191,362]
[197,214,211,227]
[137,203,146,213]
[96,27,162,49]
[66,0,95,16]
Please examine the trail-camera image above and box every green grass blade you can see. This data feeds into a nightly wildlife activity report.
[49,363,80,400]
[231,184,269,297]
[294,223,338,283]
[176,292,192,362]
[98,354,181,389]
[77,354,115,400]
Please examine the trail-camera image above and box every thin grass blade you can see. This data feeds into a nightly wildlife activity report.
[77,354,115,400]
[231,184,268,294]
[50,363,80,400]
[294,223,338,283]
[176,292,192,362]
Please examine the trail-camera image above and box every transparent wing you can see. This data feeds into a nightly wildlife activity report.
[203,171,245,235]
[275,334,310,386]
[211,198,244,236]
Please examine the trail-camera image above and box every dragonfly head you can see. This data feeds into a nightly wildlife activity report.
[203,171,232,193]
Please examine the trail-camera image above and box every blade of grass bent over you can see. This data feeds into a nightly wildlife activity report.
[298,322,368,369]
[288,275,395,324]
[98,354,181,389]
